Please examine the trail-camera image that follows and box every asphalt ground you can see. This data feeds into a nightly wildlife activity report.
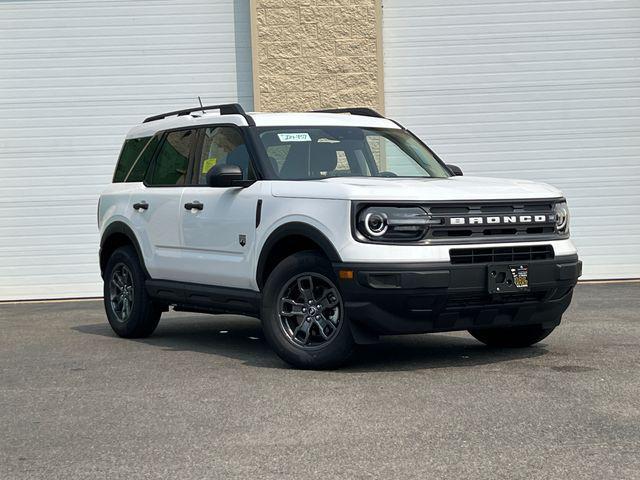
[1,283,639,479]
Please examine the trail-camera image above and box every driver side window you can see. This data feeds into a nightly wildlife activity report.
[197,126,254,184]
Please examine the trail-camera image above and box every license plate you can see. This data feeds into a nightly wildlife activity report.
[488,264,529,294]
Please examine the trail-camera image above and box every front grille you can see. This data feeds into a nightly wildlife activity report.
[450,245,554,265]
[425,201,557,241]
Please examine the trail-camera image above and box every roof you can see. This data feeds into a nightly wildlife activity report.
[126,110,401,139]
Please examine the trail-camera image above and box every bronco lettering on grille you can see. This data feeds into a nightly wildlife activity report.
[448,214,551,225]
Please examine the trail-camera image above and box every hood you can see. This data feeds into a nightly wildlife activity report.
[270,176,564,201]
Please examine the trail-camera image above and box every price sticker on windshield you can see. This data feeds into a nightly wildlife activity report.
[278,133,311,142]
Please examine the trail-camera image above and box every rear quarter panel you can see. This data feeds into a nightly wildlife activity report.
[98,183,139,235]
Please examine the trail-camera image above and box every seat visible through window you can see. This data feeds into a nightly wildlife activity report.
[198,126,253,183]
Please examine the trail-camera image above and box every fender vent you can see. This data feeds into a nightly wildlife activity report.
[450,245,554,265]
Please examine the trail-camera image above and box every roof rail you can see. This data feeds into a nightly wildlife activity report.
[312,107,385,118]
[312,107,407,130]
[143,103,255,126]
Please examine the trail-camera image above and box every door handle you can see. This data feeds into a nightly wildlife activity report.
[133,201,149,211]
[184,201,204,211]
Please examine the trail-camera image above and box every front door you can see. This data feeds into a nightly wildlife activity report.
[177,125,263,289]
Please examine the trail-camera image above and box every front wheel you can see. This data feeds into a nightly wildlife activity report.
[261,251,354,369]
[468,324,556,348]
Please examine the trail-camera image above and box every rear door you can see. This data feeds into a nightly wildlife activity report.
[177,125,262,289]
[129,128,196,280]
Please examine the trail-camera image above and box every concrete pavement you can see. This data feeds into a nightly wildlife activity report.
[1,283,639,479]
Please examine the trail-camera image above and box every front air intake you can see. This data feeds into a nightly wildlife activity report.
[449,245,554,265]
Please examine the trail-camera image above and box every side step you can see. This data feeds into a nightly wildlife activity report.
[146,280,261,318]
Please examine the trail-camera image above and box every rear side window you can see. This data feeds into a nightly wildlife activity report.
[148,129,195,186]
[113,136,155,182]
[126,136,160,182]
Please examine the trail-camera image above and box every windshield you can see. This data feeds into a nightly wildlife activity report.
[256,127,450,180]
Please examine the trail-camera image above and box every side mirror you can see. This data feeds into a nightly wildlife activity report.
[447,164,463,176]
[206,164,244,187]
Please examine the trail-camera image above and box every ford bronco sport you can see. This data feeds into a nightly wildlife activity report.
[98,104,582,369]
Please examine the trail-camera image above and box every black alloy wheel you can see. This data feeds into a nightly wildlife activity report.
[278,273,343,348]
[261,251,354,369]
[103,246,162,338]
[109,263,135,322]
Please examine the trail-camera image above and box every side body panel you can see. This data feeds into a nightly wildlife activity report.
[128,185,185,280]
[254,186,352,289]
[98,183,136,234]
[100,182,184,281]
[177,182,268,288]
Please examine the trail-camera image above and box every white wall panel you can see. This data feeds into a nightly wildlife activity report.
[383,0,640,279]
[0,0,253,300]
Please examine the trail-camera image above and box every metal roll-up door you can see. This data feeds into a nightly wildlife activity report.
[383,0,640,279]
[0,0,253,300]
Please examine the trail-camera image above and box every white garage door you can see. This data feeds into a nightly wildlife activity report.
[0,0,253,300]
[383,0,640,280]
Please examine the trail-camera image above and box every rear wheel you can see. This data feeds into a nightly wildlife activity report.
[103,245,162,338]
[468,324,556,348]
[261,251,354,369]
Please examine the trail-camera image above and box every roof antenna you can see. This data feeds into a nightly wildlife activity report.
[198,96,205,114]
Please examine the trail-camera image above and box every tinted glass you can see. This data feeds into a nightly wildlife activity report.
[197,126,254,184]
[257,127,450,180]
[126,136,160,182]
[149,129,195,186]
[113,136,151,182]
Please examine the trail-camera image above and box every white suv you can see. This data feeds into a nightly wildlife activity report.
[98,104,581,369]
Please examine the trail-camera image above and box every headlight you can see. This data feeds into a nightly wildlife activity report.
[363,211,388,237]
[356,206,431,242]
[554,201,570,235]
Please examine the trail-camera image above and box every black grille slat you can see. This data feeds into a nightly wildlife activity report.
[428,202,554,216]
[450,245,554,265]
[425,201,557,240]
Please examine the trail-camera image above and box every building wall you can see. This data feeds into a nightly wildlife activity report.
[250,0,384,112]
[0,0,254,301]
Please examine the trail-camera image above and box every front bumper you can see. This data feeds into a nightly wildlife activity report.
[333,255,582,337]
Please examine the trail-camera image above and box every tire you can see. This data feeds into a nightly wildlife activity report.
[103,245,162,338]
[261,251,354,369]
[468,324,556,348]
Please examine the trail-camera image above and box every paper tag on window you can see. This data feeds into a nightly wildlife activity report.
[202,157,217,173]
[278,133,311,142]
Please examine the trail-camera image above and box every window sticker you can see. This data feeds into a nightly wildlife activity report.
[278,133,311,142]
[202,157,217,173]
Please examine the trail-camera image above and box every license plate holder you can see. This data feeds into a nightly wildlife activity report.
[488,264,529,294]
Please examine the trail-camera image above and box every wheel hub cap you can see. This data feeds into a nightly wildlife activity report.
[278,273,343,348]
[109,263,134,323]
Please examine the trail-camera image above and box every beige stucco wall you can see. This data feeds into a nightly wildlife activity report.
[250,0,384,113]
